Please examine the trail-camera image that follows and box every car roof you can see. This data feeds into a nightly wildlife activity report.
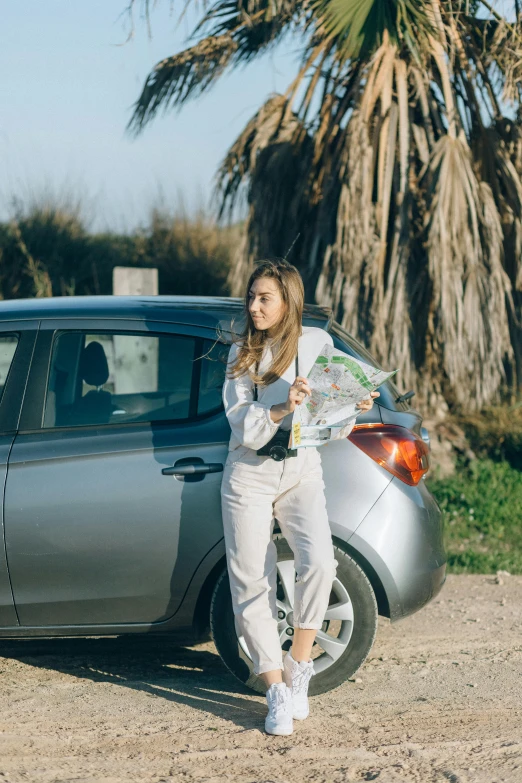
[0,295,333,330]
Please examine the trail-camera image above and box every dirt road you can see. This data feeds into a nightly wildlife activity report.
[1,574,521,783]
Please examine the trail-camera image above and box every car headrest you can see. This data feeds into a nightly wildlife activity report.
[79,341,109,387]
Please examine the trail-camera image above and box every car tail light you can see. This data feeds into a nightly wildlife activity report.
[348,424,430,486]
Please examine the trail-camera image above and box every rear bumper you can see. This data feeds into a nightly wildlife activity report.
[346,475,447,622]
[391,561,446,621]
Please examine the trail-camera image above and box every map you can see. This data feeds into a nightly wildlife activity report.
[289,344,399,448]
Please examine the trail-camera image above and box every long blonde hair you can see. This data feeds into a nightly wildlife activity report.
[227,259,304,387]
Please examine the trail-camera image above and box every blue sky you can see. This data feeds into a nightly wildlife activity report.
[0,0,298,232]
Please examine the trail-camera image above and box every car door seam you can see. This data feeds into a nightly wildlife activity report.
[2,321,41,624]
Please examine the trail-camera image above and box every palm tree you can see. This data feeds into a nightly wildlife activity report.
[127,0,522,416]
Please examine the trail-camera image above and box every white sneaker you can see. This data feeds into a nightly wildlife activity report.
[283,650,315,720]
[264,682,293,736]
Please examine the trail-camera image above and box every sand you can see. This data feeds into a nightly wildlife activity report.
[0,574,521,783]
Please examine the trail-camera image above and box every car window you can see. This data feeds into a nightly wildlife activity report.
[43,331,199,428]
[0,334,19,403]
[197,338,228,416]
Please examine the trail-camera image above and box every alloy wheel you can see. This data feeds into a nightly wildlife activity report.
[236,558,355,675]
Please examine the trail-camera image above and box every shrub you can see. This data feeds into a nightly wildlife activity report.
[0,198,237,299]
[426,456,522,574]
[454,405,522,470]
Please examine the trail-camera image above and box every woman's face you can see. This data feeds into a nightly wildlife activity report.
[248,277,285,333]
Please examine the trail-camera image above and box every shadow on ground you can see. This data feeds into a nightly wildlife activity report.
[1,636,265,729]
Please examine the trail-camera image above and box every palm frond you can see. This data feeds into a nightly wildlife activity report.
[196,0,300,59]
[487,17,522,104]
[128,35,237,133]
[217,94,305,213]
[421,133,513,409]
[313,0,436,61]
[216,94,314,292]
[478,122,522,293]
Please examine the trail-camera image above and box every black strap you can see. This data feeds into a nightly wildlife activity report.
[253,353,298,402]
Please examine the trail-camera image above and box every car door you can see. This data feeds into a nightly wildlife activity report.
[0,325,38,627]
[4,318,230,627]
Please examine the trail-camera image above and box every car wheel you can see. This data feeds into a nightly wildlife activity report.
[210,535,378,695]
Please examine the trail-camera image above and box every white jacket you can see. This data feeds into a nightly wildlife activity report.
[222,326,356,451]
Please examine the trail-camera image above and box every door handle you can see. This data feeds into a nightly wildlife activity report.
[162,462,223,476]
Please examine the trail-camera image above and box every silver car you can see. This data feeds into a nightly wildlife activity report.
[0,295,446,695]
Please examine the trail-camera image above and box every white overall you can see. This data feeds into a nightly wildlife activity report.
[220,326,355,675]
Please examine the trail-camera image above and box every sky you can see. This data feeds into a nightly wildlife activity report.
[0,0,299,232]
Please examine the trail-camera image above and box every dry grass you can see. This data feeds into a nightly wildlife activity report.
[0,196,238,299]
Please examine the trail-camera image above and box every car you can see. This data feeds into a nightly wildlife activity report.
[0,295,446,695]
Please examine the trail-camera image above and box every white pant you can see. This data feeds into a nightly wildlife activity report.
[220,445,337,675]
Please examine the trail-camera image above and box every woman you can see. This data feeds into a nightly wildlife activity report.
[220,259,379,736]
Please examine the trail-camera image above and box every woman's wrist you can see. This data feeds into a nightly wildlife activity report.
[269,402,290,423]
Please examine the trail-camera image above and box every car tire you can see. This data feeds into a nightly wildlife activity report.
[210,535,378,695]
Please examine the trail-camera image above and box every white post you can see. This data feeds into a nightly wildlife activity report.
[111,267,159,393]
[112,267,158,296]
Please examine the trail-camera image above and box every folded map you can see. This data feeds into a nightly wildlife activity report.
[289,344,399,448]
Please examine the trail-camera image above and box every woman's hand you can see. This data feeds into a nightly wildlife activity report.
[286,376,312,413]
[356,391,380,412]
[269,381,379,424]
[269,376,311,423]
